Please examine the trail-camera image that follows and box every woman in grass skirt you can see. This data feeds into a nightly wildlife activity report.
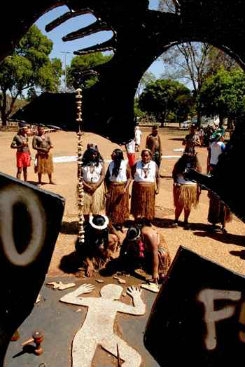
[172,152,202,229]
[105,149,131,229]
[131,149,159,222]
[82,144,105,220]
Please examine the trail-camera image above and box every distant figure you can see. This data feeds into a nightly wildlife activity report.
[182,124,200,154]
[207,132,225,173]
[120,225,171,283]
[81,144,105,220]
[125,139,136,167]
[76,214,119,277]
[32,125,54,185]
[134,126,142,152]
[10,122,31,181]
[172,152,202,229]
[145,125,162,168]
[207,132,232,233]
[198,127,205,146]
[105,149,131,229]
[131,149,159,222]
[60,283,145,367]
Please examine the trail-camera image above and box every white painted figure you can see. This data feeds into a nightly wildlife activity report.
[60,283,146,367]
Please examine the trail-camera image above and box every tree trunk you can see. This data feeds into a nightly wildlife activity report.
[196,110,201,127]
[227,116,234,130]
[219,113,225,127]
[0,92,8,126]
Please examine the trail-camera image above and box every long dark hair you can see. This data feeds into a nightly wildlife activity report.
[112,149,124,177]
[172,153,199,180]
[82,147,104,167]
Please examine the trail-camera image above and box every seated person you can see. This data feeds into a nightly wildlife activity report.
[119,225,171,283]
[76,215,119,277]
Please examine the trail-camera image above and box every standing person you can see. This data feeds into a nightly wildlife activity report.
[131,149,159,223]
[207,132,232,233]
[134,125,142,152]
[207,132,225,173]
[10,122,31,181]
[119,225,171,283]
[145,125,162,168]
[32,125,54,185]
[125,139,136,168]
[81,144,105,220]
[105,149,131,229]
[172,152,202,229]
[182,124,201,154]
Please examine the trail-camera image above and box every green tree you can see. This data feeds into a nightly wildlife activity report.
[198,67,245,126]
[138,79,192,126]
[0,25,62,125]
[66,53,112,90]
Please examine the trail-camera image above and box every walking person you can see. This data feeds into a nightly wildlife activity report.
[105,149,131,229]
[182,124,201,154]
[207,132,232,233]
[131,149,159,223]
[172,152,202,229]
[145,125,162,168]
[125,139,136,168]
[32,125,54,185]
[135,125,142,152]
[81,144,105,220]
[10,122,31,181]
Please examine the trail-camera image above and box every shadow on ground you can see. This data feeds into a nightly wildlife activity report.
[229,250,245,259]
[60,221,78,235]
[194,230,245,247]
[152,218,177,228]
[59,250,84,274]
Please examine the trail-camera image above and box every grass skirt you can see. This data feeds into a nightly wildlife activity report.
[83,182,105,215]
[131,181,155,220]
[106,182,129,224]
[35,153,53,175]
[208,190,232,225]
[173,183,199,211]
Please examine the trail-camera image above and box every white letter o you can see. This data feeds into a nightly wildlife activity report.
[0,184,46,266]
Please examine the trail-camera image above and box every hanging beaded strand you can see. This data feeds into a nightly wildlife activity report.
[76,88,85,244]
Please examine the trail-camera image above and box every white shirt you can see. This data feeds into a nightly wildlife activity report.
[209,141,225,165]
[83,163,103,183]
[134,160,156,183]
[135,128,142,145]
[108,160,128,182]
[126,140,135,153]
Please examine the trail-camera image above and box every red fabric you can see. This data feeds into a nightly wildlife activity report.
[16,152,31,168]
[127,153,136,167]
[138,240,145,258]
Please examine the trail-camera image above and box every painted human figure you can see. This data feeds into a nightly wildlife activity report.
[60,284,145,367]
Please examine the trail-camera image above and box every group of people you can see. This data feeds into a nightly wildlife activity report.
[77,126,169,282]
[11,122,54,185]
[172,124,231,233]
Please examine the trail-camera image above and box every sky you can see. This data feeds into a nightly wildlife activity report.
[35,0,163,79]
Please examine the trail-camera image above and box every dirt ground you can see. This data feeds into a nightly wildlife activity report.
[0,127,244,277]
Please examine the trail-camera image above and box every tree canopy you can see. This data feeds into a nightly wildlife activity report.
[66,52,112,90]
[198,67,245,125]
[138,79,193,125]
[0,25,62,125]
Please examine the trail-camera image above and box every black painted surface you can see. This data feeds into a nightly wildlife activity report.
[144,246,245,367]
[0,173,65,365]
